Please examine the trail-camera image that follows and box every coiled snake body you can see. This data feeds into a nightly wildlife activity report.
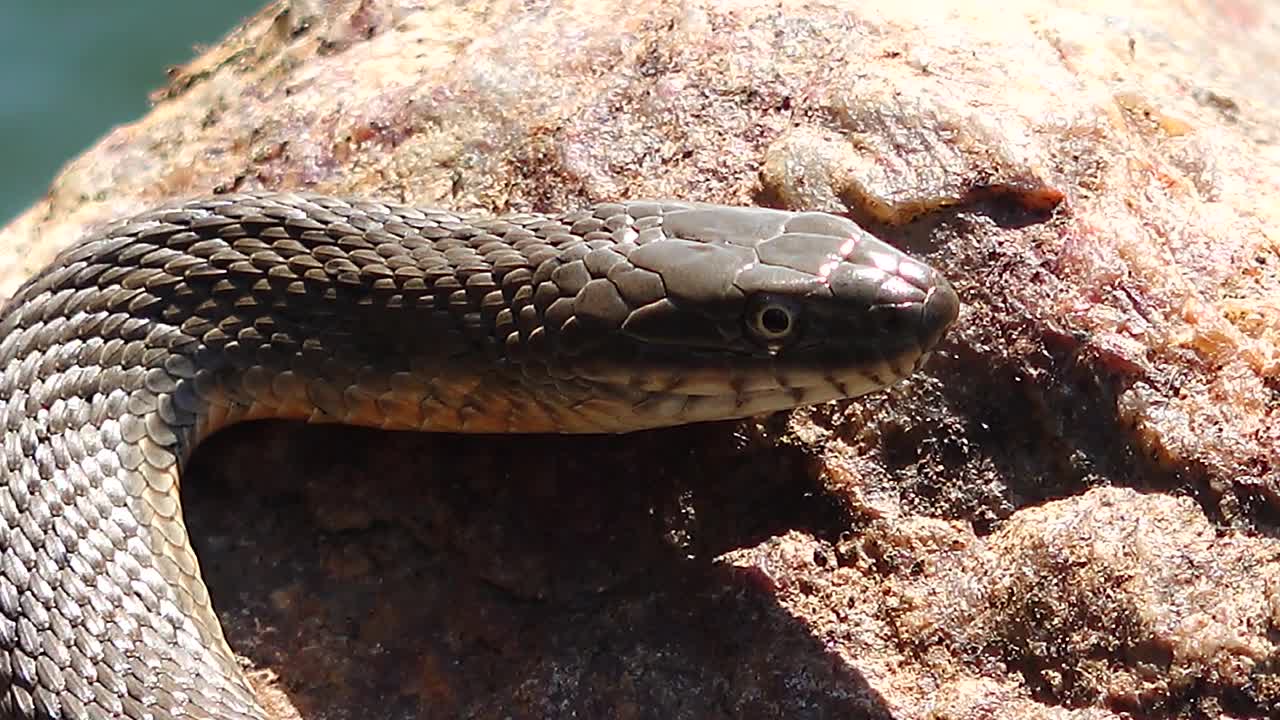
[0,192,958,718]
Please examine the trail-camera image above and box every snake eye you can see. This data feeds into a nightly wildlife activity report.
[746,297,800,345]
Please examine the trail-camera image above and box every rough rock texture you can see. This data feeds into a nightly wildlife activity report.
[3,0,1279,718]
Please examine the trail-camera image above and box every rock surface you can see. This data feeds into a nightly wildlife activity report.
[2,0,1279,718]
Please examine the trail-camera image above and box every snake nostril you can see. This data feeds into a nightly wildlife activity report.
[868,304,909,338]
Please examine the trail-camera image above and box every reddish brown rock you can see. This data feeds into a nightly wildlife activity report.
[3,1,1279,718]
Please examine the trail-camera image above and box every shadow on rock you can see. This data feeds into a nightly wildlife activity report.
[185,419,892,720]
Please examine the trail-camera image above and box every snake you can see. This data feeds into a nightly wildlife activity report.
[0,191,958,719]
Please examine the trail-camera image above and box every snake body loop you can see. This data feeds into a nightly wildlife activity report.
[0,192,958,718]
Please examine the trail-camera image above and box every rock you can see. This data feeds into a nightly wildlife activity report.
[3,1,1278,718]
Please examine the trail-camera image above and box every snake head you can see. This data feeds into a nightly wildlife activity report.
[528,203,959,429]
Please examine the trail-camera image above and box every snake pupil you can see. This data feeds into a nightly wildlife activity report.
[760,306,791,335]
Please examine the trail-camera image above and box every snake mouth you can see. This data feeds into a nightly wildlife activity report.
[571,357,919,429]
[560,338,932,424]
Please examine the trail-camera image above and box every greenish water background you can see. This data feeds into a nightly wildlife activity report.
[0,1,265,225]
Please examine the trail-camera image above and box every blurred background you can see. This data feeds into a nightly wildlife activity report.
[0,1,264,225]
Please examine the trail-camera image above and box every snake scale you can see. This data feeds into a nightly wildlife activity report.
[0,192,958,718]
